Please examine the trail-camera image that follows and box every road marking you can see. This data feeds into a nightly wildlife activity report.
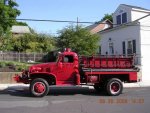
[0,100,49,108]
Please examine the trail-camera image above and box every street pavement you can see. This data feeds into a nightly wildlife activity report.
[0,85,150,113]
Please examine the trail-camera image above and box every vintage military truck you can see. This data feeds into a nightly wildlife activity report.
[14,48,139,97]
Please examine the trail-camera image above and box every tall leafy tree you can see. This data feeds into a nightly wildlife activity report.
[57,25,100,55]
[101,13,113,22]
[0,0,21,32]
[12,33,56,52]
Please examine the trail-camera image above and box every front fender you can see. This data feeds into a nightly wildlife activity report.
[30,72,57,85]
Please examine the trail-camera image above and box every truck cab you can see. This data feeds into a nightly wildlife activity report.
[54,48,79,85]
[22,48,79,85]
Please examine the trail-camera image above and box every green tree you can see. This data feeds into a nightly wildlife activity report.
[0,27,13,51]
[0,0,21,32]
[57,25,100,55]
[14,21,28,26]
[12,33,56,53]
[101,13,113,22]
[0,25,4,37]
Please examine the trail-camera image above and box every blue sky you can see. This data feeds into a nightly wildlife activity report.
[16,0,150,35]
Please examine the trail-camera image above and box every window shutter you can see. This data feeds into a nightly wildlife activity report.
[132,40,136,54]
[116,15,121,25]
[122,41,126,55]
[99,46,101,54]
[122,13,127,23]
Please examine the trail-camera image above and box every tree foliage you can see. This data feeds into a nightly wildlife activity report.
[57,25,100,55]
[11,33,56,52]
[101,13,113,22]
[0,0,21,32]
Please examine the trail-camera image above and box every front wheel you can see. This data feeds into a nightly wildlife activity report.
[106,78,123,96]
[30,78,49,97]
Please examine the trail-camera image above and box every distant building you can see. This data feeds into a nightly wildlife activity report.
[11,25,31,37]
[86,19,113,34]
[99,4,150,82]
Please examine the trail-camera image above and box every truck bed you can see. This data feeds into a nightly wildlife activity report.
[80,55,135,69]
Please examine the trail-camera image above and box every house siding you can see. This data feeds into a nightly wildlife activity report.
[100,25,140,58]
[131,10,150,21]
[140,16,150,81]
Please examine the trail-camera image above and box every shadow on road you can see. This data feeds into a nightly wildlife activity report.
[0,86,108,97]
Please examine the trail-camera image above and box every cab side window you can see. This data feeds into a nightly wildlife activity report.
[64,55,74,63]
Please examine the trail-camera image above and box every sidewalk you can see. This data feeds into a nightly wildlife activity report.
[0,84,29,91]
[0,82,150,91]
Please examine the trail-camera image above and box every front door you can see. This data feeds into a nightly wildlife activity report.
[57,55,75,84]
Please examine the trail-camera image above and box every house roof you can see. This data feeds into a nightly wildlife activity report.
[86,19,113,31]
[86,24,98,31]
[11,26,31,34]
[121,4,150,11]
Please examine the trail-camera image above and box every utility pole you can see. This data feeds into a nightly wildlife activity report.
[77,17,79,30]
[77,17,79,27]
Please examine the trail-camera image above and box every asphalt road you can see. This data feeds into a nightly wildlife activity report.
[0,86,150,113]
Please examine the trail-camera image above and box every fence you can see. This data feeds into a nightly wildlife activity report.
[0,51,47,62]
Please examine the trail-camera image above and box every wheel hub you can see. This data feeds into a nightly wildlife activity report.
[111,82,120,93]
[34,82,45,94]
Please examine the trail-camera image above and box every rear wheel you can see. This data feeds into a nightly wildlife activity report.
[30,78,49,97]
[106,78,123,96]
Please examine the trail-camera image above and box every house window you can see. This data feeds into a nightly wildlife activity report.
[116,15,121,25]
[127,41,133,55]
[122,13,127,23]
[122,41,126,55]
[132,40,136,54]
[99,46,101,54]
[116,12,127,25]
[109,42,114,55]
[127,40,136,55]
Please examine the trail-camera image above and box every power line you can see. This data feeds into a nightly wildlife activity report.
[2,18,150,28]
[8,18,95,24]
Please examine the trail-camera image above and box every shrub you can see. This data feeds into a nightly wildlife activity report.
[5,62,15,67]
[15,64,29,71]
[0,62,6,68]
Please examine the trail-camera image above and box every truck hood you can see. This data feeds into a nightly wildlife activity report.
[29,62,56,73]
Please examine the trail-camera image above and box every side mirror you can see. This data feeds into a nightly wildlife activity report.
[58,62,63,68]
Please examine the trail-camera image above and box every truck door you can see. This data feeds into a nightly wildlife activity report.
[57,55,75,83]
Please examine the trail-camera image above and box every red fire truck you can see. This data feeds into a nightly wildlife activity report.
[14,48,139,97]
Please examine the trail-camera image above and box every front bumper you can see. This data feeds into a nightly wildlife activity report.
[13,73,30,84]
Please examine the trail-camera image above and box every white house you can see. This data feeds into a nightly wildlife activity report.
[99,4,150,82]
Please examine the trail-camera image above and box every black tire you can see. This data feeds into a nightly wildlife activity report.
[94,85,101,91]
[106,78,123,96]
[94,83,105,92]
[30,78,49,97]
